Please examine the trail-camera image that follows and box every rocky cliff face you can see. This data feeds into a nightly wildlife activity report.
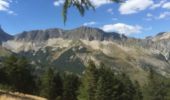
[140,32,170,61]
[14,26,127,42]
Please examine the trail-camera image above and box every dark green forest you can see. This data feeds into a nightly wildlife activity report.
[0,55,170,100]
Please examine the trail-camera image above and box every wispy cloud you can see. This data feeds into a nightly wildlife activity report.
[157,12,170,19]
[54,0,64,6]
[150,0,167,9]
[107,8,114,15]
[147,13,153,17]
[144,13,153,21]
[83,21,97,26]
[119,0,153,15]
[101,23,143,35]
[162,2,170,9]
[144,11,170,20]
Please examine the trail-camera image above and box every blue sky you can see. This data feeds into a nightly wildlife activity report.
[0,0,170,38]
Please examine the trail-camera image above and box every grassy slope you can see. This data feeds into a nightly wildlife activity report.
[0,46,12,57]
[0,90,46,100]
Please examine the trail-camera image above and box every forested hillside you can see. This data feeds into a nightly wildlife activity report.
[0,55,170,100]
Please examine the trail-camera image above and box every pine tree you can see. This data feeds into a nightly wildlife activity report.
[116,73,136,100]
[0,67,7,84]
[40,68,63,100]
[145,68,168,100]
[78,62,139,100]
[95,67,115,100]
[78,60,98,100]
[133,81,143,100]
[3,55,35,93]
[62,73,80,100]
[54,72,63,99]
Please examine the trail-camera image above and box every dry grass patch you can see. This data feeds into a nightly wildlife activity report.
[0,90,46,100]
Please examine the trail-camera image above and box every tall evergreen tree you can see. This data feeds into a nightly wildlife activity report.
[115,73,136,100]
[3,55,35,93]
[78,61,139,100]
[133,81,143,100]
[40,68,63,100]
[0,67,7,84]
[144,68,168,100]
[78,60,98,100]
[95,66,116,100]
[54,72,63,99]
[62,73,80,100]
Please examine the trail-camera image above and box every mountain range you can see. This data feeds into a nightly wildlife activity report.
[0,26,170,84]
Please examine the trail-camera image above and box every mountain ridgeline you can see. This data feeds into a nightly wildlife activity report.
[13,26,127,42]
[1,26,170,81]
[0,26,13,43]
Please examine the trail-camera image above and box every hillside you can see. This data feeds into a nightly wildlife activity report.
[0,27,170,82]
[0,27,170,99]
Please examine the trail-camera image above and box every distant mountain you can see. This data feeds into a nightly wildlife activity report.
[0,26,13,43]
[14,26,127,42]
[151,32,170,41]
[1,26,170,84]
[141,32,170,60]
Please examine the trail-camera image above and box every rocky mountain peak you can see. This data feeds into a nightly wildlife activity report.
[73,26,104,33]
[15,28,64,42]
[14,27,127,42]
[152,32,170,41]
[156,32,166,36]
[0,26,13,43]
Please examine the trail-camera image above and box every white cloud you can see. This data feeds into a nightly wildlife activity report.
[54,0,112,7]
[101,23,142,35]
[83,21,96,26]
[0,0,10,11]
[54,0,64,6]
[119,0,153,14]
[90,0,112,7]
[107,8,114,15]
[162,2,170,9]
[0,0,15,15]
[158,12,170,19]
[150,0,167,9]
